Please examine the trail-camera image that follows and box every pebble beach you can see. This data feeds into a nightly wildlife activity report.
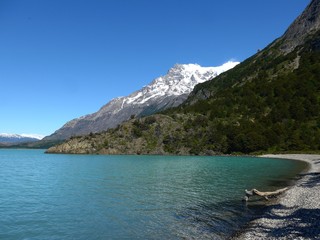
[234,154,320,240]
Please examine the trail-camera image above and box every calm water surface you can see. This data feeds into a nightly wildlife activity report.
[0,149,306,239]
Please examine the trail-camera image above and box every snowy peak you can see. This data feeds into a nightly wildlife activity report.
[97,61,239,113]
[122,61,239,106]
[0,133,44,144]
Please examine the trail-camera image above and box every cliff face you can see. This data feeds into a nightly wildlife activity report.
[278,0,320,53]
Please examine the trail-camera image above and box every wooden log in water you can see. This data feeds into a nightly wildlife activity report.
[243,187,288,201]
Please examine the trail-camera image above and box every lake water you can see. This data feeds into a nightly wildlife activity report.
[0,149,307,239]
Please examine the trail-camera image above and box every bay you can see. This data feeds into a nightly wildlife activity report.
[0,149,307,239]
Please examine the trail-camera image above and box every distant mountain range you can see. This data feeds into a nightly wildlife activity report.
[43,61,238,141]
[47,0,320,155]
[0,133,44,144]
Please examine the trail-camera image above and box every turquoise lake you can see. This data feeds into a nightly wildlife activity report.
[0,149,307,239]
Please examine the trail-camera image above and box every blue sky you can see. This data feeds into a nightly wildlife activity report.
[0,0,310,136]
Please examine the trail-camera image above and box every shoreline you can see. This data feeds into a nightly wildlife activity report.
[233,154,320,240]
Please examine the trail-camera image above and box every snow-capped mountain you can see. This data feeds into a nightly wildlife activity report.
[0,133,44,144]
[121,61,239,106]
[44,61,239,141]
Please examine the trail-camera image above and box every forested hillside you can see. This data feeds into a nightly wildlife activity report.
[167,31,320,153]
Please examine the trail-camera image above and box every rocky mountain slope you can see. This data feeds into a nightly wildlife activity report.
[277,0,320,54]
[43,62,238,141]
[47,0,320,155]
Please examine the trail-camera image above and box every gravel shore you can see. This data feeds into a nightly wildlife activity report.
[233,154,320,240]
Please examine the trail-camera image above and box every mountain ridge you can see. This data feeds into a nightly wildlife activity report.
[43,61,238,141]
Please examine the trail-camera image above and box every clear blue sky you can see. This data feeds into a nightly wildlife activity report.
[0,0,310,136]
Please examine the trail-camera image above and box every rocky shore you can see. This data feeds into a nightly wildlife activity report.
[234,154,320,240]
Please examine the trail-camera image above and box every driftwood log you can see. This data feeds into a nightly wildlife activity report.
[243,187,288,201]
